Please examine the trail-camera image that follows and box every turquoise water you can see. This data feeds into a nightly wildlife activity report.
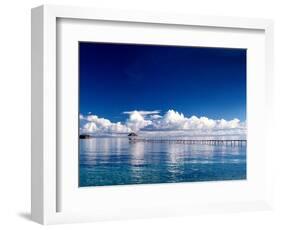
[79,138,246,187]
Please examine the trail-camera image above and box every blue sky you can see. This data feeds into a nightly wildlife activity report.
[79,42,246,136]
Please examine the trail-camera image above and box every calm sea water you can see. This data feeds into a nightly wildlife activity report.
[79,138,246,187]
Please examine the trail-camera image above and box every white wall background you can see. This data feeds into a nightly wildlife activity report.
[0,0,280,229]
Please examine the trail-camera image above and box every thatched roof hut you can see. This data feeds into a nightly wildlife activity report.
[128,132,138,137]
[128,132,138,141]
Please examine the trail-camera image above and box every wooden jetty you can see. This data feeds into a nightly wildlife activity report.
[129,138,246,146]
[127,133,246,146]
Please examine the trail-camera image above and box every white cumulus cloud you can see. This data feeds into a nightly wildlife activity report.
[125,110,153,132]
[80,109,246,139]
[80,114,131,135]
[152,110,241,131]
[123,110,160,116]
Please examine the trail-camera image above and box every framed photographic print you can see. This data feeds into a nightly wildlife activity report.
[31,5,274,225]
[78,42,247,187]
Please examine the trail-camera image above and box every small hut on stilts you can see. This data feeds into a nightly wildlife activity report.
[128,132,138,141]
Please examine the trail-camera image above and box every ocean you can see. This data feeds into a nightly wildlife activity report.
[79,137,246,187]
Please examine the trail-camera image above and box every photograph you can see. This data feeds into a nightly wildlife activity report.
[79,42,247,187]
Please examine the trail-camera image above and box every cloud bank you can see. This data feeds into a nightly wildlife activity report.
[80,114,131,134]
[80,110,246,139]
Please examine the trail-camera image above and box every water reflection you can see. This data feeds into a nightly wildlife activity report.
[79,138,246,187]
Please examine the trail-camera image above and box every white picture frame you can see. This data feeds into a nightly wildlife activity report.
[31,5,274,225]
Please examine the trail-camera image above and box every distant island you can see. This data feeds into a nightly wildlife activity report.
[79,134,93,139]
